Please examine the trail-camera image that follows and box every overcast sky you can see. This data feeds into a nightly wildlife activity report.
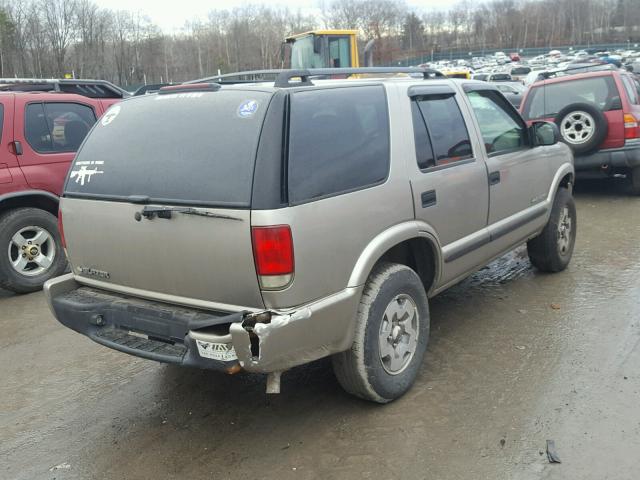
[93,0,449,33]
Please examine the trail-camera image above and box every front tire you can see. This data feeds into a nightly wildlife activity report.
[332,263,430,403]
[527,188,577,273]
[629,166,640,195]
[0,208,67,294]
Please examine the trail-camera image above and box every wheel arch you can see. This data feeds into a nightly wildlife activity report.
[347,221,442,296]
[0,191,59,217]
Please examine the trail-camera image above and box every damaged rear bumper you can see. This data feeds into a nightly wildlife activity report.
[44,274,362,373]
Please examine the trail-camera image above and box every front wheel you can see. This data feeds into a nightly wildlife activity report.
[629,166,640,195]
[527,188,577,273]
[0,208,68,293]
[332,263,430,403]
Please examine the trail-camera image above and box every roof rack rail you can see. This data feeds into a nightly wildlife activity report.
[188,67,445,88]
[0,78,129,98]
[541,63,617,79]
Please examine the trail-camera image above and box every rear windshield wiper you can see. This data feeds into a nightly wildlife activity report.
[135,206,242,221]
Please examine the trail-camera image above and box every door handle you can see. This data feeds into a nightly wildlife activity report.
[489,171,501,185]
[421,190,437,208]
[11,141,23,155]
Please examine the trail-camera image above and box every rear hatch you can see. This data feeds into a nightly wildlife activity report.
[62,88,274,310]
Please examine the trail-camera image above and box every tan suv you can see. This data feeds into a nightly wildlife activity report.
[45,68,576,403]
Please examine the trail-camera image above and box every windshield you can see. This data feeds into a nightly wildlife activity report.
[65,90,272,207]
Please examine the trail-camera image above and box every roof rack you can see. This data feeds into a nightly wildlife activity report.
[541,63,617,79]
[0,78,129,98]
[188,67,445,88]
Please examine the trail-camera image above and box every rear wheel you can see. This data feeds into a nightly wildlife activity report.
[0,208,67,293]
[527,188,576,273]
[332,263,430,403]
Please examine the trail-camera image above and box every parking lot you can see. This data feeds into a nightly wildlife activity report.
[0,179,638,480]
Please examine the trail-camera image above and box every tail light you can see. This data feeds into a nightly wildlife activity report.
[57,209,66,249]
[251,225,294,290]
[624,113,640,140]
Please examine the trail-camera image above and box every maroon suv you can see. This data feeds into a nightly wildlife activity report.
[520,67,640,193]
[0,79,125,293]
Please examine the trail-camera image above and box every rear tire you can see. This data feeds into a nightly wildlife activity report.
[332,263,430,403]
[0,208,67,294]
[527,188,576,273]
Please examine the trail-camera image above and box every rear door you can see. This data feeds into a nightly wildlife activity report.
[14,95,99,194]
[62,89,274,309]
[407,84,490,284]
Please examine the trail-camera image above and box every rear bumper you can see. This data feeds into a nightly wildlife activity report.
[44,274,362,373]
[574,140,640,171]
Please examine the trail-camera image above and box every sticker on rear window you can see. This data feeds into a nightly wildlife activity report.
[238,100,259,118]
[70,160,104,186]
[101,105,121,126]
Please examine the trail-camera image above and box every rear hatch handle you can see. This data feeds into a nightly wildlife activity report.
[135,205,243,222]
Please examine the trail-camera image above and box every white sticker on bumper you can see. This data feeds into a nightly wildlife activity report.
[195,340,237,361]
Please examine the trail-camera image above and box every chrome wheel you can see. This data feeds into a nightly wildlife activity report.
[8,226,56,276]
[557,206,572,256]
[378,294,419,375]
[560,111,595,145]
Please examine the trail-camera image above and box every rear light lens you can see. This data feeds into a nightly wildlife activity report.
[251,225,294,290]
[624,113,640,139]
[57,209,66,249]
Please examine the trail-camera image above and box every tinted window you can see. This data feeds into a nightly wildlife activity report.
[25,102,96,153]
[524,76,620,119]
[414,95,473,164]
[66,90,272,206]
[288,86,389,204]
[411,102,435,169]
[467,90,528,155]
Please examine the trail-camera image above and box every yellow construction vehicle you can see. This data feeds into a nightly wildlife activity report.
[285,30,365,69]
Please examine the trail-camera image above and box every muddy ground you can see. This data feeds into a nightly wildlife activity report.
[1,179,639,480]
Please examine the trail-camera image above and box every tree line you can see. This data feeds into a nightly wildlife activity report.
[0,0,637,87]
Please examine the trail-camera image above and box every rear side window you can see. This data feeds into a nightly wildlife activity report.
[411,95,473,166]
[25,102,96,153]
[524,76,621,119]
[66,90,272,207]
[288,86,389,204]
[0,104,4,142]
[621,75,639,105]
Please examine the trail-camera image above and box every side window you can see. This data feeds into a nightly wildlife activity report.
[413,95,473,165]
[467,90,528,156]
[25,102,96,154]
[288,86,390,204]
[622,76,639,105]
[0,104,4,142]
[411,102,435,169]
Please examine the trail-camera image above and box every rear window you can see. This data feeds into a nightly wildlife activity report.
[511,67,531,75]
[65,90,271,207]
[287,86,390,204]
[523,75,620,119]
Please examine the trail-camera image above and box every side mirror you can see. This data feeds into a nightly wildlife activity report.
[531,121,559,146]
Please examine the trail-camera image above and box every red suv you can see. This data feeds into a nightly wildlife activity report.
[0,79,125,293]
[520,67,640,193]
